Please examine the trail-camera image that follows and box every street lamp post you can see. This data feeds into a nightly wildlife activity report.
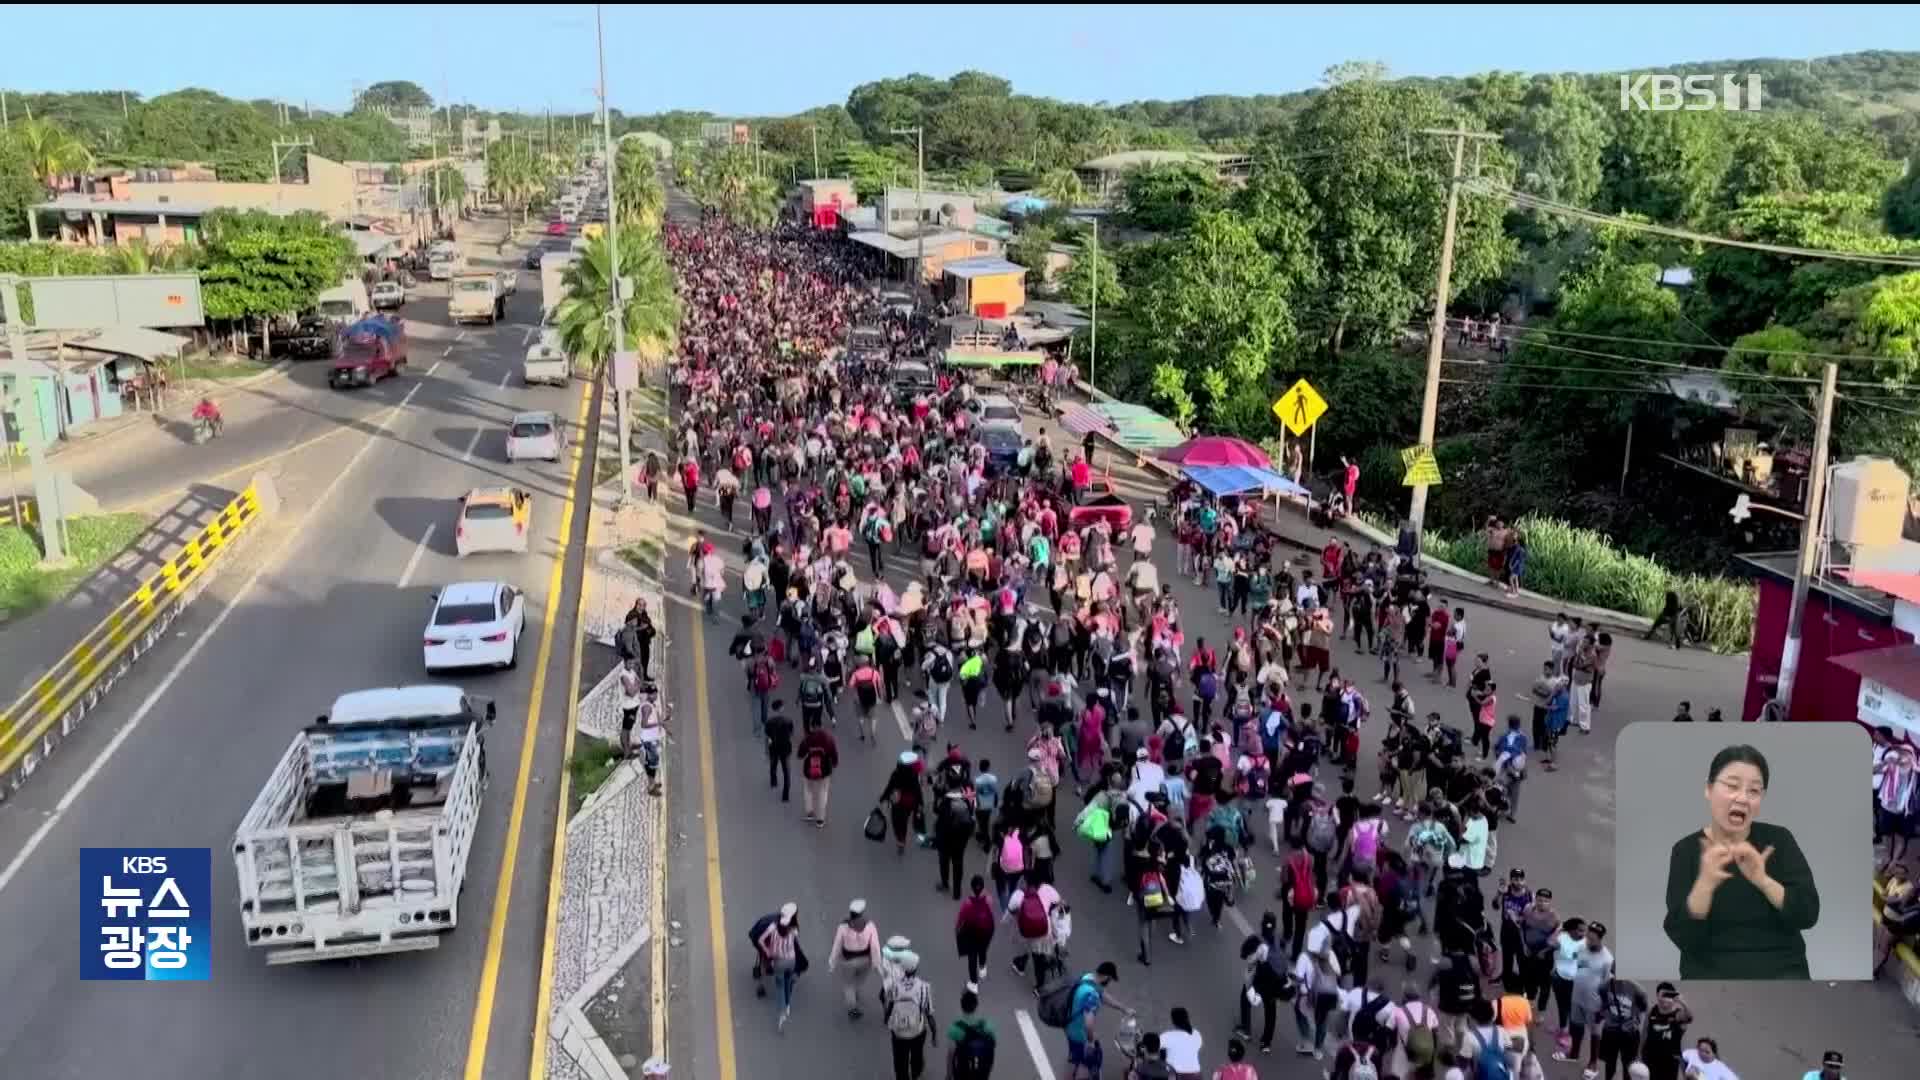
[889,126,924,287]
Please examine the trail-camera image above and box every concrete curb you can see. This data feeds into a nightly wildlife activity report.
[1065,382,1657,636]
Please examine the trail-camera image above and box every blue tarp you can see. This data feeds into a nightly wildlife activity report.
[1182,464,1309,498]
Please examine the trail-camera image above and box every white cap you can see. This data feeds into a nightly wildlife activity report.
[1027,747,1044,761]
[848,898,868,916]
[778,902,798,925]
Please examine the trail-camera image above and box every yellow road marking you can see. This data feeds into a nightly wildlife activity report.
[694,606,738,1079]
[528,379,597,1080]
[464,376,592,1080]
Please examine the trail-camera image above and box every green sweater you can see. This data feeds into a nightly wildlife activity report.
[1661,821,1818,979]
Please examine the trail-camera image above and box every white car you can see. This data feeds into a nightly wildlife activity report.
[370,281,405,310]
[975,393,1023,433]
[455,487,532,557]
[505,411,565,462]
[423,581,526,672]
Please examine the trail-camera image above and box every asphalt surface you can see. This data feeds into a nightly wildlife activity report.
[657,383,1912,1075]
[0,219,591,1080]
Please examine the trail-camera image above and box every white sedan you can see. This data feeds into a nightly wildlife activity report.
[505,411,565,462]
[423,581,526,672]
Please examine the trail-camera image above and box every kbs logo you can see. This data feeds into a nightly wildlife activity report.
[1619,73,1764,112]
[80,847,212,981]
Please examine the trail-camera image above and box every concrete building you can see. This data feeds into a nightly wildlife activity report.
[848,227,998,284]
[1074,149,1253,204]
[794,178,857,229]
[941,256,1027,318]
[30,154,358,247]
[879,187,978,235]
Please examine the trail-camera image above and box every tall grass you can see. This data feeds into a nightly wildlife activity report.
[1364,512,1757,654]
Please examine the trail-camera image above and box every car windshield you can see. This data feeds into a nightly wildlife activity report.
[318,300,355,317]
[983,405,1019,424]
[462,503,513,521]
[433,602,497,626]
[455,280,491,293]
[511,421,553,438]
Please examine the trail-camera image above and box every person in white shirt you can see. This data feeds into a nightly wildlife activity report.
[1129,521,1156,562]
[1159,1006,1204,1077]
[1126,749,1167,807]
[1680,1038,1739,1080]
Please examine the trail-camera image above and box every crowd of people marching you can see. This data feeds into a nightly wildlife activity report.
[610,213,1851,1080]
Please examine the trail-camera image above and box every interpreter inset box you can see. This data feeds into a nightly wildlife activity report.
[1613,724,1871,981]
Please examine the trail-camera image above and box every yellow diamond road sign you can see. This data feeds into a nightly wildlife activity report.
[1401,444,1443,487]
[1272,378,1327,437]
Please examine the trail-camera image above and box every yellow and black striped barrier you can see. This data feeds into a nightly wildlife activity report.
[0,497,36,529]
[0,474,280,800]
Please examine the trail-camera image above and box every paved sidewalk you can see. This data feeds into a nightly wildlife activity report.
[545,387,669,1080]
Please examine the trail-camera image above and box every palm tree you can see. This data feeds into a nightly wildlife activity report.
[554,231,680,377]
[427,164,468,214]
[9,117,93,187]
[613,142,665,233]
[106,238,200,275]
[1033,168,1087,208]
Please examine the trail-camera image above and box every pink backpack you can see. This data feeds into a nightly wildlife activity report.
[999,831,1025,874]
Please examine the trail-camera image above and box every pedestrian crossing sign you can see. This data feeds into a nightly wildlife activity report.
[1401,444,1442,487]
[1272,379,1327,437]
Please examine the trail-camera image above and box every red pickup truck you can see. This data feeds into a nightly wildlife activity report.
[330,315,408,389]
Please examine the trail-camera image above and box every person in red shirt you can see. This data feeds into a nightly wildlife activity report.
[680,457,701,514]
[1341,456,1360,515]
[1069,454,1092,504]
[1321,538,1343,583]
[1426,605,1452,680]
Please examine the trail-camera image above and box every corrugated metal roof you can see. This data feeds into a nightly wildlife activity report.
[943,256,1025,279]
[847,229,975,257]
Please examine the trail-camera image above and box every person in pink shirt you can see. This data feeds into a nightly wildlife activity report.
[1341,455,1360,515]
[1076,696,1108,781]
[1069,455,1092,504]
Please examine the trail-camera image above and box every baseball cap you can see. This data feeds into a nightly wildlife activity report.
[1822,1051,1844,1068]
[778,902,798,926]
[848,898,868,916]
[1535,888,1553,900]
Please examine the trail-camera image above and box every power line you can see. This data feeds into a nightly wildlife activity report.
[1477,318,1906,368]
[1469,179,1920,269]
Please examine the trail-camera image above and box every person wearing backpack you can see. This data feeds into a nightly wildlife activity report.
[954,875,997,986]
[881,950,936,1079]
[945,988,997,1079]
[1387,983,1443,1079]
[1303,784,1339,897]
[935,788,977,900]
[796,718,839,828]
[798,656,832,731]
[922,642,956,721]
[1002,871,1062,993]
[1348,976,1399,1063]
[1460,999,1520,1080]
[1280,848,1318,958]
[747,652,780,736]
[1430,946,1483,1054]
[764,699,796,803]
[1035,961,1123,1080]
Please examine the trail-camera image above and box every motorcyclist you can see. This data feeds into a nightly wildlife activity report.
[191,396,223,439]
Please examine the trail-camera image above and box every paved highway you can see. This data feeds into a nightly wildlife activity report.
[656,373,1911,1076]
[0,220,590,1080]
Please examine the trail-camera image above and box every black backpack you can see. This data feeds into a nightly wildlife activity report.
[949,1019,996,1079]
[1352,991,1396,1050]
[930,651,954,683]
[1318,914,1356,973]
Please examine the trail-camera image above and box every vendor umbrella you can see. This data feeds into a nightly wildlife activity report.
[1156,436,1273,469]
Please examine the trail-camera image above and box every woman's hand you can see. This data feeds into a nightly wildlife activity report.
[1686,834,1735,918]
[1728,841,1775,887]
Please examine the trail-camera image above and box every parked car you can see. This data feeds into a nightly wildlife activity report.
[422,581,526,673]
[975,393,1023,433]
[891,360,937,405]
[1067,479,1133,532]
[370,281,406,310]
[504,410,565,463]
[546,221,568,236]
[980,426,1023,477]
[455,487,532,557]
[285,315,339,360]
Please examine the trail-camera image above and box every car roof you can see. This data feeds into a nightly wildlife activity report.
[463,486,518,506]
[329,685,472,725]
[437,581,504,607]
[978,394,1016,408]
[510,410,557,424]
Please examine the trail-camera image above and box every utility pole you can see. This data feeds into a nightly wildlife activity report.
[2,89,9,129]
[810,124,820,180]
[890,126,925,287]
[1089,218,1099,390]
[597,3,632,501]
[1407,127,1498,542]
[1,276,67,563]
[1771,362,1840,721]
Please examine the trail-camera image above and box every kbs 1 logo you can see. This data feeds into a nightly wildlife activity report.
[80,848,212,981]
[1620,73,1764,113]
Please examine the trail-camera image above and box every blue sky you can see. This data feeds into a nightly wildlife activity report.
[3,5,1909,116]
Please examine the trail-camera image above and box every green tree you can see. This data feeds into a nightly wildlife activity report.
[425,164,468,213]
[1006,224,1055,288]
[1119,161,1226,233]
[554,231,680,375]
[1503,76,1608,229]
[0,137,43,241]
[357,81,433,112]
[1031,168,1087,207]
[1267,78,1512,353]
[1055,237,1125,311]
[1602,109,1732,225]
[124,89,275,161]
[1130,210,1297,427]
[614,140,666,233]
[195,209,355,347]
[1887,164,1920,239]
[8,117,94,186]
[1691,192,1920,340]
[1499,258,1684,433]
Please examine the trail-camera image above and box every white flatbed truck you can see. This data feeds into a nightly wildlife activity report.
[233,686,493,965]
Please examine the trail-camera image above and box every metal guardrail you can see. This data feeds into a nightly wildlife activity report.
[0,497,36,529]
[0,474,279,801]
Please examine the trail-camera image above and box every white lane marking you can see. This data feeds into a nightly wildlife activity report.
[443,345,455,357]
[1014,1010,1059,1080]
[521,326,535,347]
[460,428,484,463]
[499,370,512,390]
[1226,903,1254,937]
[0,377,417,900]
[397,523,437,588]
[891,701,911,741]
[425,360,442,377]
[456,330,468,343]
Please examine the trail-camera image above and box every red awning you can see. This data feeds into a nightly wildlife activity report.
[1844,570,1920,605]
[1829,644,1920,702]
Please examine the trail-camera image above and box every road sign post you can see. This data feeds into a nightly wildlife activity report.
[1273,378,1328,439]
